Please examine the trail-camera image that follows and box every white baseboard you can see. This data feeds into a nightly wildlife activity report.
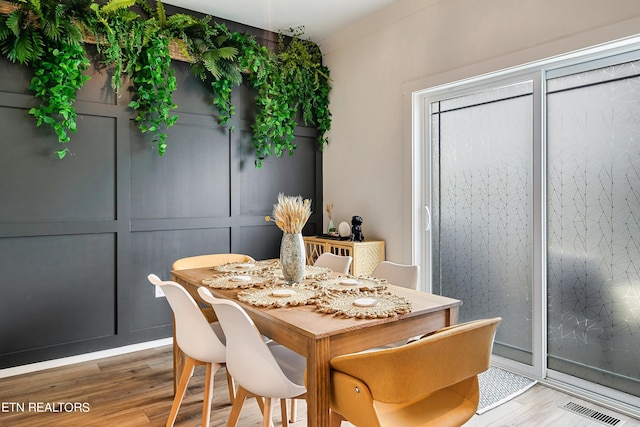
[0,338,173,379]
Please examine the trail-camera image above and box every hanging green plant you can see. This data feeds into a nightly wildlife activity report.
[211,25,332,167]
[0,0,91,158]
[29,42,90,158]
[0,7,44,64]
[167,16,331,161]
[115,1,240,155]
[279,28,332,150]
[0,0,89,64]
[189,20,241,125]
[239,31,297,166]
[278,26,332,147]
[0,0,331,166]
[128,33,177,155]
[86,0,140,93]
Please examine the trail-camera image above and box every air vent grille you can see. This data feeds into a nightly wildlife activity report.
[562,402,623,426]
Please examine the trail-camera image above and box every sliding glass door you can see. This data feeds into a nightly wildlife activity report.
[422,44,640,410]
[546,57,640,396]
[430,80,536,367]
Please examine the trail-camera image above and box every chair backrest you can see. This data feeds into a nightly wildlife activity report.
[147,274,226,363]
[197,287,306,399]
[330,317,501,404]
[172,253,255,270]
[313,252,353,274]
[371,261,419,290]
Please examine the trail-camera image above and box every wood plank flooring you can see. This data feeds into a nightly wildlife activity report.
[0,345,638,426]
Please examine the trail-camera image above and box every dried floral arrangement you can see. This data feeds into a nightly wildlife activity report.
[265,193,312,234]
[326,202,336,234]
[326,203,334,222]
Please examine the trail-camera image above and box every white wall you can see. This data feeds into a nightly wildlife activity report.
[319,0,640,266]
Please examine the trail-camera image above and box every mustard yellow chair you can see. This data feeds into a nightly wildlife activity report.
[329,317,502,427]
[171,253,255,271]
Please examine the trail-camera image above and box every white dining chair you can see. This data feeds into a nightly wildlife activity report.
[148,274,233,427]
[369,261,421,349]
[371,260,420,290]
[313,252,352,275]
[197,287,307,427]
[169,253,257,393]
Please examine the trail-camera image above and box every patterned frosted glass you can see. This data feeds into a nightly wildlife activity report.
[547,70,640,395]
[547,58,640,92]
[441,81,533,112]
[432,83,533,364]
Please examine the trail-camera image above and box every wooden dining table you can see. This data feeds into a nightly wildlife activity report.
[171,262,461,427]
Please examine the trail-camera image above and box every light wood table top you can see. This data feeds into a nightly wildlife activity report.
[171,263,461,427]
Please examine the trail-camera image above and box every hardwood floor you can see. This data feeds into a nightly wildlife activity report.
[0,345,637,426]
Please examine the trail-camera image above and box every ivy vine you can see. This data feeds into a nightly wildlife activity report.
[0,0,332,166]
[213,25,332,167]
[0,0,91,158]
[278,27,332,150]
[29,42,90,159]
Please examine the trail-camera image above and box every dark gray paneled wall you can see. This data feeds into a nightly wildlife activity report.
[0,21,322,368]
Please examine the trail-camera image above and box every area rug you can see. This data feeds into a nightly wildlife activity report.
[476,366,537,414]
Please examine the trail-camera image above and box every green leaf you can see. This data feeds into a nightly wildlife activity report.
[100,0,136,14]
[56,149,68,159]
[216,46,238,60]
[6,11,22,38]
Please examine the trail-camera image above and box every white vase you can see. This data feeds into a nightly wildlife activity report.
[280,232,305,284]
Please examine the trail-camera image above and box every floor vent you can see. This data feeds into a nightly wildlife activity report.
[562,401,623,426]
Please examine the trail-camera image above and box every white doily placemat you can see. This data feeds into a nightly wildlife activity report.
[315,276,388,292]
[237,284,320,308]
[202,275,273,289]
[262,264,333,282]
[315,291,412,319]
[213,259,279,274]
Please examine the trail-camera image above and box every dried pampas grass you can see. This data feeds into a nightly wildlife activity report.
[265,193,312,234]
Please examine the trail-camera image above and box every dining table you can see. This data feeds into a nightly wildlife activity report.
[170,260,461,427]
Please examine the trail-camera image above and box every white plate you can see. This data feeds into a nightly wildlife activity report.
[230,275,252,282]
[353,297,378,307]
[340,279,360,286]
[272,289,296,297]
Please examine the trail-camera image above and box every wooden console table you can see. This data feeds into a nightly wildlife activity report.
[303,236,385,276]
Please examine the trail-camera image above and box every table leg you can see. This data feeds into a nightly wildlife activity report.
[447,306,459,326]
[306,337,331,427]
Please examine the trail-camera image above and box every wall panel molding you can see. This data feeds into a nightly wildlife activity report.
[0,10,322,368]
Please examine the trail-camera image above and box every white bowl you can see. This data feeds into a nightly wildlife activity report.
[353,298,378,307]
[272,289,296,297]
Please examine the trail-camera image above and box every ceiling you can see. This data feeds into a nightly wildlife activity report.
[163,0,402,41]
